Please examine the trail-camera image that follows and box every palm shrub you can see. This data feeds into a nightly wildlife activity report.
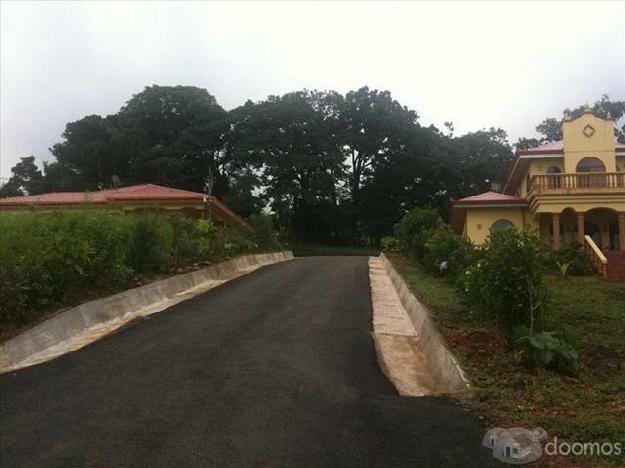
[546,240,594,276]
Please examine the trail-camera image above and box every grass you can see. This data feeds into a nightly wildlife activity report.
[388,253,625,467]
[293,243,379,257]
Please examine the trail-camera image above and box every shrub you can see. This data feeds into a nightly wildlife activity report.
[248,214,280,250]
[126,213,173,273]
[513,327,580,374]
[547,241,594,276]
[460,228,548,332]
[380,236,399,252]
[0,211,268,330]
[394,208,441,258]
[422,227,476,277]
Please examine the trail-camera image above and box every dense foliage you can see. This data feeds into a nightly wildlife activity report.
[389,207,581,373]
[460,229,548,331]
[0,211,278,330]
[4,86,620,244]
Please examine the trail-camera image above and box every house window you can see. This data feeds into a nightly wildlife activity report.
[491,219,514,233]
[576,157,605,173]
[576,157,606,188]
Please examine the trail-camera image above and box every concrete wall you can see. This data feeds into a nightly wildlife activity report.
[0,251,294,373]
[376,254,471,395]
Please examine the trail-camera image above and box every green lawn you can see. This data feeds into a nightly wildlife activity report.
[388,253,625,467]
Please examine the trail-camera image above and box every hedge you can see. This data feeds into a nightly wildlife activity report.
[0,211,279,330]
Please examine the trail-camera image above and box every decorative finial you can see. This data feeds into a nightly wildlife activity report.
[583,103,592,114]
[606,111,613,120]
[563,110,572,121]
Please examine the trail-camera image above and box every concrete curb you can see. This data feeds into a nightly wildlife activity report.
[0,251,294,373]
[371,253,471,396]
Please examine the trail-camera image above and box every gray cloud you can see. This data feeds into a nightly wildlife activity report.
[1,1,624,178]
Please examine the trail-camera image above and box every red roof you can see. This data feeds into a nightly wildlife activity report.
[518,139,625,156]
[0,184,205,206]
[454,191,526,205]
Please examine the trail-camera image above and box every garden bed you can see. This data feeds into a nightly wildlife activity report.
[388,253,625,467]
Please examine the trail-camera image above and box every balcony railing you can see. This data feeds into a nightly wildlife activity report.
[529,172,625,195]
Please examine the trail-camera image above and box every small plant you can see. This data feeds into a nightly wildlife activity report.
[556,260,570,277]
[547,241,594,276]
[513,327,579,374]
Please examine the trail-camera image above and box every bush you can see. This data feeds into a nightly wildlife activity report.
[127,213,173,273]
[422,227,476,277]
[460,228,548,331]
[0,210,268,330]
[546,241,594,276]
[513,327,579,374]
[380,236,399,252]
[394,208,441,258]
[248,214,281,250]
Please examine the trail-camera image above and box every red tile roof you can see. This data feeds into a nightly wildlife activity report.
[0,184,205,205]
[454,191,526,205]
[518,139,625,156]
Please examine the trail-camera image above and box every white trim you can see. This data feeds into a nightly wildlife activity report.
[459,203,527,208]
[518,153,563,159]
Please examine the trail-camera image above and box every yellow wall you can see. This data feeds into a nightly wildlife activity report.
[563,112,616,172]
[518,159,565,198]
[464,207,527,244]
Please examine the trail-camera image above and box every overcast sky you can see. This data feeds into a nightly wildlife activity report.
[1,1,624,178]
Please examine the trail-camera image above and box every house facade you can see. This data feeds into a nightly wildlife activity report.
[452,107,625,279]
[0,183,249,229]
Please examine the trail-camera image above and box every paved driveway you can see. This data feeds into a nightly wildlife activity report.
[0,256,501,467]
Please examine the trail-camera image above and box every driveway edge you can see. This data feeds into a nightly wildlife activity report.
[0,251,294,373]
[370,253,472,396]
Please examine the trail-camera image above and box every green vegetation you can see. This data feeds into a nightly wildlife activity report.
[394,207,580,374]
[389,254,625,466]
[0,211,280,333]
[3,86,623,245]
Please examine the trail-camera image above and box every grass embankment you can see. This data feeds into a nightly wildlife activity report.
[0,211,281,338]
[388,253,625,467]
[293,243,379,257]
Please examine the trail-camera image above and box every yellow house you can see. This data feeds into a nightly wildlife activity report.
[451,106,625,280]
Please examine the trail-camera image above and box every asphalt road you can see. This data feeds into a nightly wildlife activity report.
[0,256,502,467]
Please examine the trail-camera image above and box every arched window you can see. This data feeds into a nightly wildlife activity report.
[491,219,514,233]
[576,157,606,188]
[547,166,561,174]
[576,157,606,173]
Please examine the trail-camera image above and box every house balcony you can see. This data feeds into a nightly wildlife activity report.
[527,172,625,216]
[529,172,625,196]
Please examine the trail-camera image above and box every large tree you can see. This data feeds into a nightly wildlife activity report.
[0,156,43,196]
[227,91,344,240]
[46,85,229,192]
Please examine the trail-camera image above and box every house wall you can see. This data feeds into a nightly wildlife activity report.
[563,112,616,172]
[464,207,527,244]
[517,158,565,198]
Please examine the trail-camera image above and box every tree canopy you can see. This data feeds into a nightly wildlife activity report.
[2,85,622,245]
